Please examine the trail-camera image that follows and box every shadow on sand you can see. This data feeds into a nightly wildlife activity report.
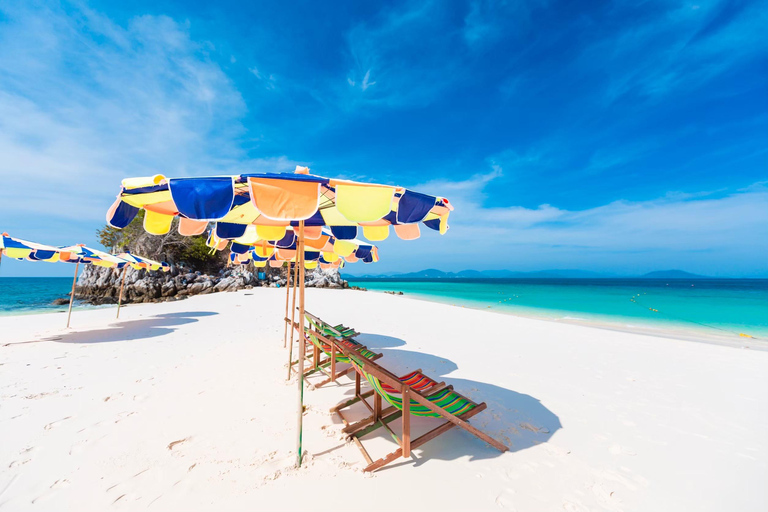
[44,311,220,344]
[315,332,561,471]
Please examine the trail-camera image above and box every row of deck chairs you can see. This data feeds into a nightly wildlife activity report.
[294,311,509,472]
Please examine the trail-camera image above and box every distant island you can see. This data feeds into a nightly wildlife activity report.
[638,270,708,279]
[344,268,713,279]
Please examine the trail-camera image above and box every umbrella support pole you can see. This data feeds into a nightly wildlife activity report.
[283,262,291,347]
[66,262,79,329]
[296,221,306,468]
[286,259,299,379]
[116,266,127,319]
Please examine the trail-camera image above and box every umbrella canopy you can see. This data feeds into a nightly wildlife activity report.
[57,245,129,268]
[117,251,170,272]
[224,227,378,269]
[107,168,452,242]
[2,235,169,326]
[106,168,453,467]
[0,233,65,262]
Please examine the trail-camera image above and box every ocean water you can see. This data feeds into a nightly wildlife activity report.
[0,277,78,315]
[346,278,768,341]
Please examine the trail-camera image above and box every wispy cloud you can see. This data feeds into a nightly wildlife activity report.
[586,1,767,102]
[338,1,464,109]
[249,66,277,90]
[0,2,292,247]
[363,171,768,277]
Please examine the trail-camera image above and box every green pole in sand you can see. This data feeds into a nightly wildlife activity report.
[296,221,306,467]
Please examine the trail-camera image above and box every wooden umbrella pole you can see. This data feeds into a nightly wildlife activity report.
[66,262,79,329]
[283,262,291,348]
[116,266,127,319]
[286,258,299,379]
[296,220,306,468]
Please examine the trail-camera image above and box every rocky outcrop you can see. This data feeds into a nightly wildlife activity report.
[75,264,348,305]
[305,267,347,289]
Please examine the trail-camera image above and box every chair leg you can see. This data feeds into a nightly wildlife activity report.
[402,388,410,458]
[330,389,375,414]
[363,406,488,472]
[330,345,336,382]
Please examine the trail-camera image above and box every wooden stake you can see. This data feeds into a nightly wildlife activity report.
[296,221,306,468]
[116,266,127,319]
[283,262,291,348]
[66,262,79,329]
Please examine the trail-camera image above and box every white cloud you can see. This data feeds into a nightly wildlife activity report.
[359,170,768,277]
[0,2,302,274]
[0,3,286,229]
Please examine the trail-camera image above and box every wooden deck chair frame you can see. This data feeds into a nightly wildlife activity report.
[314,328,509,472]
[304,310,357,339]
[303,311,378,387]
[287,316,383,389]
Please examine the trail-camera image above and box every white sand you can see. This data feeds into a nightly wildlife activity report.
[0,288,766,511]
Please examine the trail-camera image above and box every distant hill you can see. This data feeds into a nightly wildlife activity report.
[347,268,614,279]
[639,270,708,279]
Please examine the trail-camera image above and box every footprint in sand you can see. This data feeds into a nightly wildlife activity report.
[114,411,138,423]
[609,444,636,456]
[30,479,71,504]
[519,422,548,434]
[562,500,589,512]
[44,416,72,430]
[50,479,70,489]
[495,488,517,510]
[591,483,623,510]
[167,437,190,451]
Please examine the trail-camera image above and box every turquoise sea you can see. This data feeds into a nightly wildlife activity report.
[346,278,768,342]
[3,276,767,342]
[0,277,77,315]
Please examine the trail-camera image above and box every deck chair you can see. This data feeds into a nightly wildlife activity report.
[305,311,357,339]
[323,330,509,472]
[286,310,361,383]
[302,321,383,388]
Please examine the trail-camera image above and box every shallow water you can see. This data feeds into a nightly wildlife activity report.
[0,277,76,315]
[346,278,768,341]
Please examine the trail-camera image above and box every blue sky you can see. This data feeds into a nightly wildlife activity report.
[0,0,766,277]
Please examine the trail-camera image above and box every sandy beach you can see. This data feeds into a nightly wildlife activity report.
[1,288,766,511]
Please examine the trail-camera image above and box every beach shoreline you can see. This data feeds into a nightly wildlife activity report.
[346,279,768,350]
[355,289,768,351]
[4,279,766,351]
[1,287,766,511]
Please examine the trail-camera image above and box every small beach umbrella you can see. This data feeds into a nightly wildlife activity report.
[106,167,453,466]
[0,233,64,262]
[114,251,170,319]
[55,245,130,327]
[1,235,165,327]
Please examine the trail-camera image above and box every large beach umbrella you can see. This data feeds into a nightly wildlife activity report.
[105,167,453,466]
